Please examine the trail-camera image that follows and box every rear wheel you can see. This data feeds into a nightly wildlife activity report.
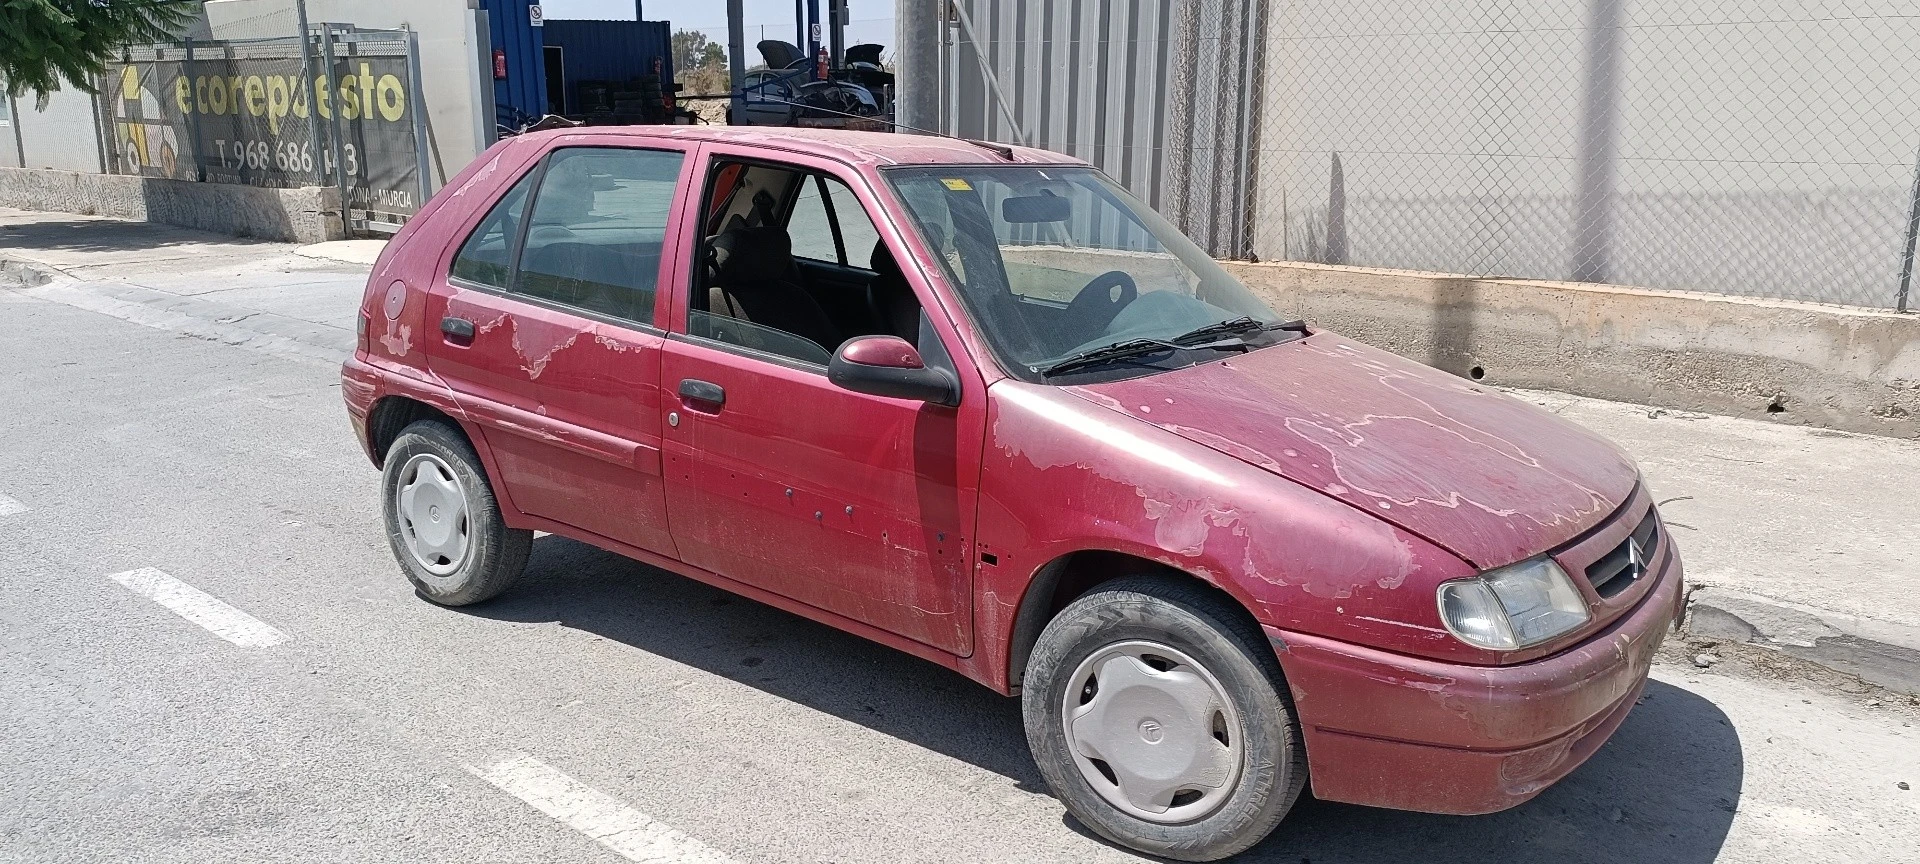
[381,420,530,605]
[1022,576,1307,861]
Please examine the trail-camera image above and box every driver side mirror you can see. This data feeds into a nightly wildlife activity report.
[828,336,959,406]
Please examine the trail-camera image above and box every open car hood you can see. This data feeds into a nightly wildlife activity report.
[1069,334,1640,568]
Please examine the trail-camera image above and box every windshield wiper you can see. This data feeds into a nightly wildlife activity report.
[1037,338,1185,377]
[1170,316,1309,346]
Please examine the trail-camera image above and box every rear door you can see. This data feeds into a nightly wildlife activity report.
[423,140,697,558]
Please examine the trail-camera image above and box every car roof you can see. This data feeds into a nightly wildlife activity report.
[521,125,1090,169]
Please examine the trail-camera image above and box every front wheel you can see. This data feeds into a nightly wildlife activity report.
[1022,576,1307,861]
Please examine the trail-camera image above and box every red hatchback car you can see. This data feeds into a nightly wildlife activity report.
[342,127,1685,860]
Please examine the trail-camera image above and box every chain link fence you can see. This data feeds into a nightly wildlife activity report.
[1253,1,1920,309]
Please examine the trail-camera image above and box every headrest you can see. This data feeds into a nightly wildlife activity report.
[711,226,795,284]
[869,241,902,277]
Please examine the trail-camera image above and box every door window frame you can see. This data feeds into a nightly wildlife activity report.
[670,146,968,396]
[443,141,698,334]
[676,152,846,374]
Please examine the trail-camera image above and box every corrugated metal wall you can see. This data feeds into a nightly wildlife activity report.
[542,19,675,105]
[937,0,1263,257]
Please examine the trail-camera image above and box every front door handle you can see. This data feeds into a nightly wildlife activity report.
[440,316,476,342]
[678,378,725,408]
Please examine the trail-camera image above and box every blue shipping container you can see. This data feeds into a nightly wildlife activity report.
[542,19,675,117]
[480,0,549,128]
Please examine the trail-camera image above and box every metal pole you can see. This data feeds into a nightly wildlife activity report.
[948,0,1026,145]
[405,27,433,210]
[292,0,325,187]
[89,88,108,175]
[727,0,747,124]
[896,0,939,133]
[183,38,207,181]
[7,92,26,169]
[1896,141,1920,312]
[320,24,350,234]
[1571,0,1624,283]
[806,0,820,80]
[794,0,804,59]
[828,0,844,69]
[1230,0,1259,259]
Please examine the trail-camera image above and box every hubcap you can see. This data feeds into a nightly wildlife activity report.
[1062,641,1244,823]
[395,453,470,578]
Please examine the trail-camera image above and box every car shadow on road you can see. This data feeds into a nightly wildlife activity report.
[466,535,1743,863]
[465,534,1049,789]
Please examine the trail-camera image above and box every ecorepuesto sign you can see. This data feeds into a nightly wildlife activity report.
[104,44,423,217]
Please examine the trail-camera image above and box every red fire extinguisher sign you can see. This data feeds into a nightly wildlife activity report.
[493,48,507,80]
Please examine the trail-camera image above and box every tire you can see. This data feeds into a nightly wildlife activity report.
[380,420,531,606]
[1022,576,1308,862]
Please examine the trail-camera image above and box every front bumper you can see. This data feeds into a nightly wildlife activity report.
[1267,538,1683,815]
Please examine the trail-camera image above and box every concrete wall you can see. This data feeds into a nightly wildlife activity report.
[0,167,341,243]
[203,0,489,186]
[12,87,105,173]
[1225,260,1920,439]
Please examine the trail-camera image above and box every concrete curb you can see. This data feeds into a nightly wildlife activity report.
[1686,586,1920,696]
[294,239,388,266]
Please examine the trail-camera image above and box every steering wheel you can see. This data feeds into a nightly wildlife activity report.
[1061,270,1139,346]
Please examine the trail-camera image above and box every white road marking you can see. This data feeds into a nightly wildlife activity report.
[0,492,25,516]
[467,753,739,864]
[105,567,287,648]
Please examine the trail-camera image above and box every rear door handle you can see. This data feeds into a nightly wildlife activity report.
[441,316,475,342]
[678,378,725,408]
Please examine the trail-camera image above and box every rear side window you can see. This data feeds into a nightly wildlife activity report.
[514,148,686,324]
[450,172,536,289]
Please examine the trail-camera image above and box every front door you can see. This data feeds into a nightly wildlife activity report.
[659,149,976,655]
[425,142,696,558]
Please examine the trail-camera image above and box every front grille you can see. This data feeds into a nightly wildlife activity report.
[1585,510,1660,599]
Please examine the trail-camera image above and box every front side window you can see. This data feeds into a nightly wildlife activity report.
[788,175,884,266]
[885,166,1293,383]
[513,147,685,324]
[692,160,901,366]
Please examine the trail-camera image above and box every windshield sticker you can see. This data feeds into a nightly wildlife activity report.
[940,178,973,191]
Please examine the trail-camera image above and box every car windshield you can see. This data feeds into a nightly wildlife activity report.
[884,165,1288,382]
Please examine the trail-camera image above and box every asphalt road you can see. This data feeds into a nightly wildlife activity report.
[3,275,1919,863]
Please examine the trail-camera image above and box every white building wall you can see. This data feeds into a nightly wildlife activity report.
[13,87,106,173]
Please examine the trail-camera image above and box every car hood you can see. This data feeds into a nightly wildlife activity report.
[1068,333,1639,568]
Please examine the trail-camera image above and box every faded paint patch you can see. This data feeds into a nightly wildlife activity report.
[379,321,412,356]
[450,153,504,199]
[511,322,583,380]
[593,333,633,353]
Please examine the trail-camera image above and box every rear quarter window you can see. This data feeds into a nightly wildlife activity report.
[449,172,536,289]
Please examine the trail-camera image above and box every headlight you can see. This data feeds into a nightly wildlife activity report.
[1436,557,1590,650]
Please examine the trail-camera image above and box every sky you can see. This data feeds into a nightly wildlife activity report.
[542,0,896,58]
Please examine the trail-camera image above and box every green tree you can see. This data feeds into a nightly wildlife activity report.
[1,0,197,104]
[670,28,714,77]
